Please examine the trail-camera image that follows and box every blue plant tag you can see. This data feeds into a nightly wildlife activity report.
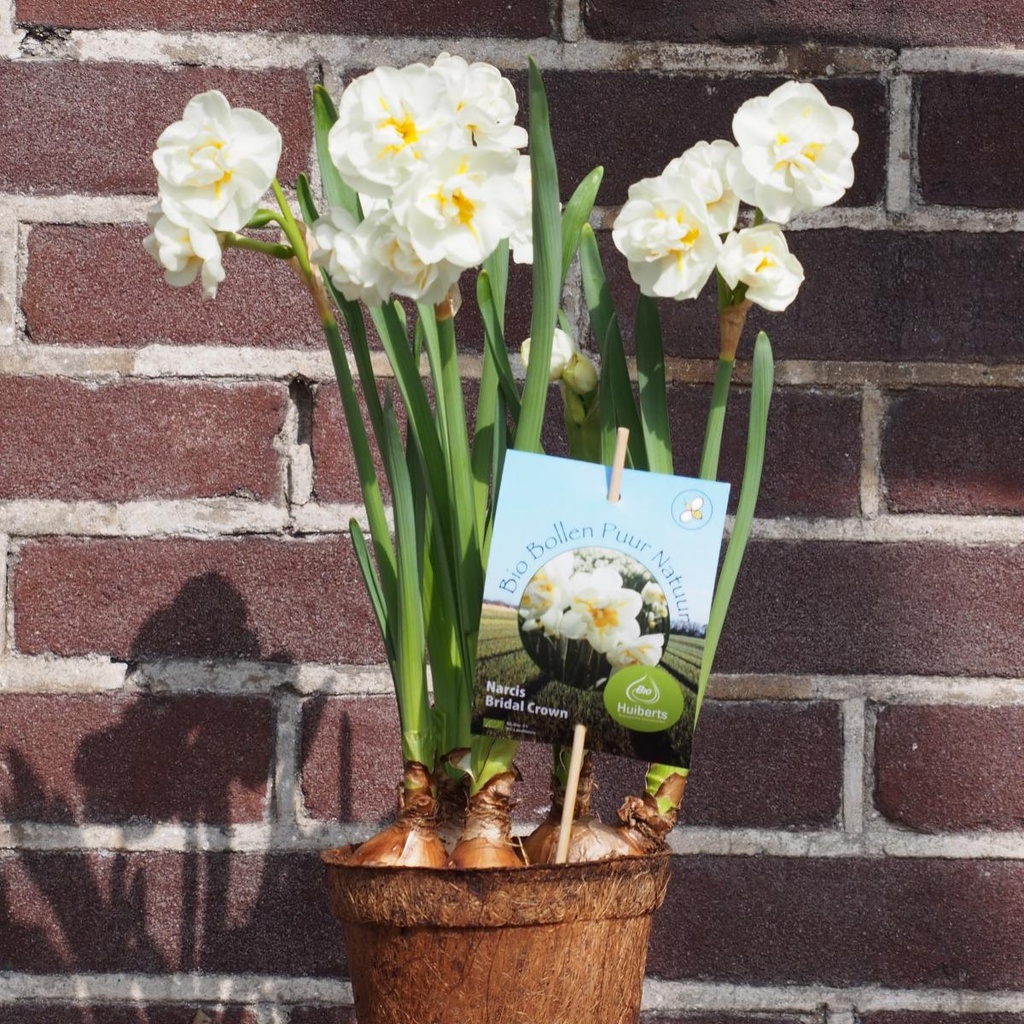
[472,450,730,767]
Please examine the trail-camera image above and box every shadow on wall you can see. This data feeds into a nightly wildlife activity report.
[0,572,348,998]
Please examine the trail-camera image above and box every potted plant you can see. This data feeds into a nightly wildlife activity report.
[144,55,857,1024]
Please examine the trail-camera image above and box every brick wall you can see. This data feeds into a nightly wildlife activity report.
[1,1,1023,1022]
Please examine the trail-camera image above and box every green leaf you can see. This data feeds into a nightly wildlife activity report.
[579,225,647,470]
[482,238,510,333]
[696,332,774,711]
[560,166,603,290]
[698,357,736,481]
[313,84,360,220]
[317,316,396,600]
[477,270,521,423]
[348,518,395,669]
[514,58,561,456]
[381,395,432,768]
[295,173,319,224]
[635,293,673,474]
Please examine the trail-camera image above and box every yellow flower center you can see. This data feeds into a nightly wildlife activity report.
[452,189,475,227]
[589,605,620,631]
[379,109,419,156]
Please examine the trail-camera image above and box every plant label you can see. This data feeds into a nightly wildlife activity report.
[472,450,729,766]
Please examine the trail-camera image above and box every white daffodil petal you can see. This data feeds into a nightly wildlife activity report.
[154,90,281,233]
[328,64,455,198]
[717,223,805,312]
[730,81,858,223]
[611,176,721,301]
[143,202,226,300]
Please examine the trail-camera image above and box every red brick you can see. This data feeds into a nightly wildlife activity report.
[584,0,1024,46]
[639,1017,815,1024]
[15,0,551,36]
[0,694,272,825]
[542,73,885,207]
[23,225,322,348]
[12,538,383,664]
[0,851,345,974]
[598,230,1024,364]
[717,542,1024,677]
[0,63,310,195]
[919,76,1024,208]
[874,705,1024,832]
[311,382,393,506]
[289,1008,358,1024]
[649,855,1024,988]
[882,389,1024,514]
[667,385,861,518]
[864,1014,1024,1024]
[680,701,842,829]
[0,1006,255,1024]
[300,695,403,822]
[0,378,286,501]
[301,698,840,831]
[581,703,843,830]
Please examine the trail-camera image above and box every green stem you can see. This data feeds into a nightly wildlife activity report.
[222,233,293,260]
[698,356,736,481]
[271,178,312,278]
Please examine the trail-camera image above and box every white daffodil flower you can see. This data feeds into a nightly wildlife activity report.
[329,64,455,199]
[432,52,528,152]
[612,175,721,301]
[508,154,534,265]
[310,206,393,309]
[392,147,523,269]
[717,223,805,312]
[143,203,226,300]
[154,91,282,233]
[663,140,740,235]
[368,210,463,305]
[312,206,463,307]
[519,552,575,634]
[560,568,644,654]
[730,81,858,224]
[607,633,666,669]
[640,581,669,618]
[521,327,578,382]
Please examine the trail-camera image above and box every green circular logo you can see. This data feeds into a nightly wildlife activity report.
[602,665,684,733]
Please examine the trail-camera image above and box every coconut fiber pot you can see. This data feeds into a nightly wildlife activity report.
[323,847,671,1024]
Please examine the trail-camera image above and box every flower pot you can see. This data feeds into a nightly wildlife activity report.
[322,846,671,1024]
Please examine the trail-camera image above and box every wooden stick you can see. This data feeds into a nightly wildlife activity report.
[554,723,588,865]
[607,427,629,503]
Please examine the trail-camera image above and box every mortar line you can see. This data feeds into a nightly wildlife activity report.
[0,205,16,347]
[886,73,915,214]
[271,689,302,831]
[0,0,19,57]
[860,385,884,518]
[65,32,892,74]
[643,980,1024,1014]
[10,346,1024,390]
[560,0,583,43]
[2,501,1024,544]
[0,534,8,657]
[0,974,352,1005]
[4,974,1021,1012]
[842,698,866,834]
[861,699,881,831]
[6,818,1024,859]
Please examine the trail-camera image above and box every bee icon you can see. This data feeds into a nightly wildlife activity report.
[679,496,704,523]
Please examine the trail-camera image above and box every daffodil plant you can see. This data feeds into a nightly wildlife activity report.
[145,58,857,866]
